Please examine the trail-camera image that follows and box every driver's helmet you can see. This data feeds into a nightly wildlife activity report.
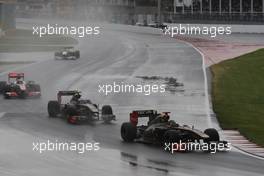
[73,92,81,99]
[16,76,22,81]
[16,77,23,84]
[160,112,170,122]
[16,80,23,84]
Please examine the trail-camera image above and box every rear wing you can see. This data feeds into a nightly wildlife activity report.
[58,90,80,96]
[63,47,74,49]
[62,47,74,51]
[8,72,24,79]
[57,90,80,103]
[130,110,158,126]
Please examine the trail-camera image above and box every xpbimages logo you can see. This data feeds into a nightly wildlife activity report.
[98,82,166,95]
[164,140,232,154]
[163,24,232,38]
[32,140,100,154]
[32,24,100,37]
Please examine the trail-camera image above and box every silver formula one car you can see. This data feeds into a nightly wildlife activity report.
[54,47,80,60]
[0,72,41,99]
[48,90,116,124]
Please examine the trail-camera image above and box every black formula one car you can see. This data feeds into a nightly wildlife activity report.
[0,72,41,99]
[54,47,80,60]
[121,110,228,151]
[148,22,168,30]
[47,90,116,124]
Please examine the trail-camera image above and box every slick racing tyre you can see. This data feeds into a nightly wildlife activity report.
[31,84,41,92]
[121,122,137,142]
[0,81,7,94]
[3,85,12,99]
[54,52,60,60]
[4,93,10,99]
[48,101,60,117]
[102,105,113,115]
[101,105,115,123]
[32,84,41,98]
[75,50,80,59]
[204,128,220,142]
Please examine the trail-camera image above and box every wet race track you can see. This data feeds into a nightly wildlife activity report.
[0,22,264,176]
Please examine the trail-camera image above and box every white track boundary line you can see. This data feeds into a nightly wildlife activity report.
[178,41,212,128]
[232,146,264,161]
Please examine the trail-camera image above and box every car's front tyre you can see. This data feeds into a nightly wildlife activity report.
[121,122,137,142]
[101,105,115,123]
[204,128,220,142]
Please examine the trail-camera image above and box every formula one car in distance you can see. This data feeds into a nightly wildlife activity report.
[0,72,41,99]
[54,47,80,60]
[47,90,116,124]
[148,22,168,30]
[135,21,147,26]
[121,110,228,152]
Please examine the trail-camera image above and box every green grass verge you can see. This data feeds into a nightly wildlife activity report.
[211,49,264,146]
[0,29,78,52]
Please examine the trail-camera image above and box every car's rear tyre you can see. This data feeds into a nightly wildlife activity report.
[48,101,60,118]
[29,84,41,98]
[102,105,113,115]
[33,84,41,92]
[3,85,11,99]
[4,94,10,99]
[75,50,80,59]
[0,81,7,94]
[54,52,62,60]
[35,84,41,98]
[121,122,137,142]
[204,128,220,142]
